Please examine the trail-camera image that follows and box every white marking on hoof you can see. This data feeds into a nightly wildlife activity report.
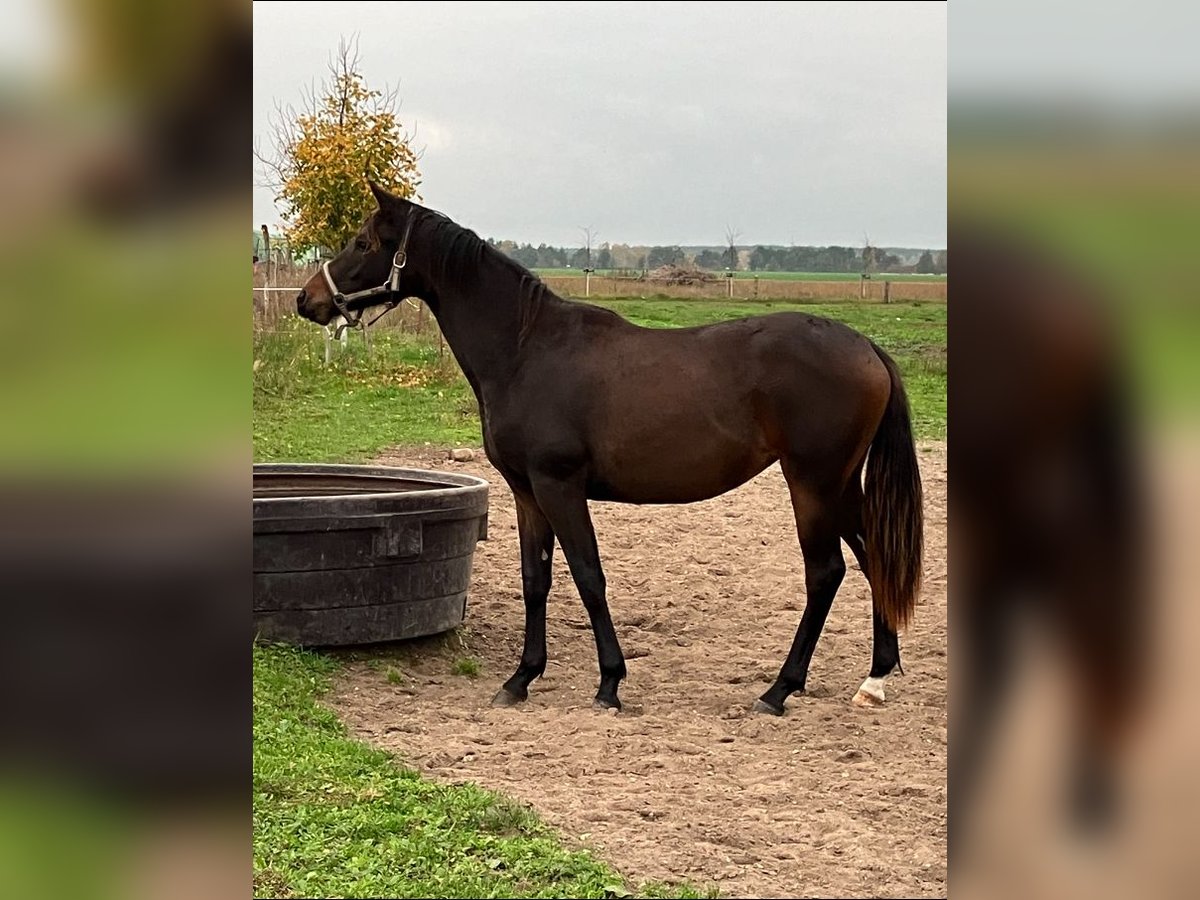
[853,675,886,707]
[540,549,549,561]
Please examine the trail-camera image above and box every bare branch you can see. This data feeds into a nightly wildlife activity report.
[579,226,599,268]
[252,137,286,189]
[724,225,741,269]
[862,232,876,274]
[332,33,361,83]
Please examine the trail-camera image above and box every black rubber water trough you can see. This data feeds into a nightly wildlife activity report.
[253,463,490,647]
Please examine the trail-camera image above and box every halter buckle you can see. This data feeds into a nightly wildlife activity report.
[389,250,406,292]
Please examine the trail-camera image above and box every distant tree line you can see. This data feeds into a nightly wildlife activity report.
[485,238,946,275]
[748,245,866,272]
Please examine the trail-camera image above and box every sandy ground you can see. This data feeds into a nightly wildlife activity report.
[328,442,947,898]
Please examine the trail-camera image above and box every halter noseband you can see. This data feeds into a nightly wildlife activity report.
[321,214,415,338]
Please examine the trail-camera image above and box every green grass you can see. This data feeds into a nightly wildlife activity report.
[452,657,482,678]
[254,642,712,899]
[254,299,945,465]
[253,323,482,462]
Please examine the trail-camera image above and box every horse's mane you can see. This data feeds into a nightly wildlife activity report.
[395,205,553,348]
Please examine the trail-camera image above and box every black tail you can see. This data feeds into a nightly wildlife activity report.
[862,343,925,631]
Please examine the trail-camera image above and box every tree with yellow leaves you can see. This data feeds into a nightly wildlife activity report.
[255,36,422,257]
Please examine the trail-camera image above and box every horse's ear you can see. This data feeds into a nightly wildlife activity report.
[368,179,393,213]
[368,180,411,231]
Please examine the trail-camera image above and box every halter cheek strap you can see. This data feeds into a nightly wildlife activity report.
[321,214,415,338]
[320,262,340,299]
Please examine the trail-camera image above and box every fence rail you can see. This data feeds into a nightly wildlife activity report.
[539,275,946,302]
[252,267,947,332]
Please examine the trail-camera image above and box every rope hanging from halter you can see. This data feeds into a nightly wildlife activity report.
[321,214,417,338]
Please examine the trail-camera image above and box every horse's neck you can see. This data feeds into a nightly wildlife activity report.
[430,271,528,392]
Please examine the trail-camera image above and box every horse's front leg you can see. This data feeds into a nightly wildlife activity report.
[492,494,555,706]
[529,473,626,710]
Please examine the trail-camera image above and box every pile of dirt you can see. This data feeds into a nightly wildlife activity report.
[643,264,718,285]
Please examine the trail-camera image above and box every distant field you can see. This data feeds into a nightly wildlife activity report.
[533,268,946,282]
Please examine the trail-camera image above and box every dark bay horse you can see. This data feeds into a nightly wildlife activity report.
[297,181,924,714]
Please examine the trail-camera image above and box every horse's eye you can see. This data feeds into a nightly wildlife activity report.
[355,239,369,252]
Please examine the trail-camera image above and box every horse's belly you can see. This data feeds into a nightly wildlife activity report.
[588,435,775,504]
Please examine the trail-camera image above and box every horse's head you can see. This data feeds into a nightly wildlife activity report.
[296,180,422,326]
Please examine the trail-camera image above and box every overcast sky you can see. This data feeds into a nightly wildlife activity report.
[948,0,1200,109]
[253,1,946,248]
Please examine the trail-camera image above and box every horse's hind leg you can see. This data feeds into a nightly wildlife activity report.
[754,473,846,715]
[492,494,555,707]
[839,476,903,706]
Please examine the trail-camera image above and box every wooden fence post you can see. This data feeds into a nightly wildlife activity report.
[261,225,271,294]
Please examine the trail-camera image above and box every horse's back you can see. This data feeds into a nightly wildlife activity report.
[641,310,890,399]
[651,309,893,471]
[509,307,892,503]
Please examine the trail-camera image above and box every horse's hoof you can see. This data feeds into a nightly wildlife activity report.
[491,687,525,707]
[752,699,785,717]
[592,698,621,713]
[852,688,884,708]
[852,676,886,708]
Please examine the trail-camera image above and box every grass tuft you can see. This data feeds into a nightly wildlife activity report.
[452,657,481,678]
